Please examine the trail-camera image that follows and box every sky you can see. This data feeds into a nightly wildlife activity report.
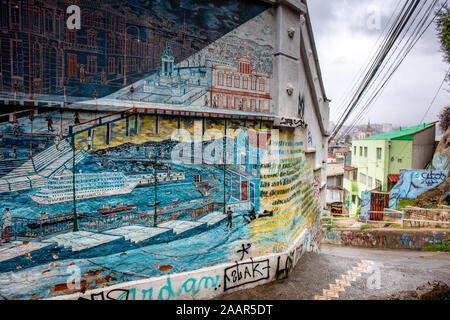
[307,0,450,128]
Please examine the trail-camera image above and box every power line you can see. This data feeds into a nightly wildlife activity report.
[340,0,441,138]
[331,0,422,140]
[334,0,446,141]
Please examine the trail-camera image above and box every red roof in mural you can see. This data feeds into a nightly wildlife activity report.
[344,166,356,171]
[388,174,400,183]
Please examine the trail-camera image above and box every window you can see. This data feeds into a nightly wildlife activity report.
[368,176,373,188]
[376,147,382,160]
[351,170,357,181]
[110,16,116,31]
[11,3,21,27]
[218,72,223,86]
[67,53,77,77]
[87,32,97,47]
[259,78,265,92]
[87,56,97,74]
[352,195,356,204]
[234,75,240,88]
[354,146,356,154]
[360,173,367,185]
[243,77,248,89]
[109,35,115,53]
[359,147,363,156]
[95,13,103,28]
[66,30,77,44]
[375,179,382,190]
[226,74,232,87]
[108,57,115,74]
[251,77,256,90]
[11,39,23,78]
[33,8,40,29]
[364,147,368,157]
[33,43,41,79]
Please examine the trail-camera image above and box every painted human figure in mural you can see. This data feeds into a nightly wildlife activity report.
[100,69,107,85]
[0,208,12,244]
[74,112,80,124]
[46,116,54,132]
[79,65,86,83]
[243,207,257,223]
[13,123,19,136]
[12,146,17,159]
[226,207,233,229]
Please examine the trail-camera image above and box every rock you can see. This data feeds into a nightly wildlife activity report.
[367,281,449,300]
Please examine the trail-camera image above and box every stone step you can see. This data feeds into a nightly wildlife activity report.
[196,211,228,226]
[0,240,63,273]
[42,231,123,252]
[104,225,173,245]
[158,220,208,237]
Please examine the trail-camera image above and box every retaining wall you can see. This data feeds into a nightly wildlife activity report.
[48,229,317,300]
[322,228,449,250]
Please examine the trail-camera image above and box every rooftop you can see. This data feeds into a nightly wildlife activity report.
[327,162,344,177]
[361,123,435,141]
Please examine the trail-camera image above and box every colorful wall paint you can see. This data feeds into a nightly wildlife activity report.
[388,170,448,209]
[0,1,323,300]
[360,191,371,221]
[322,229,449,250]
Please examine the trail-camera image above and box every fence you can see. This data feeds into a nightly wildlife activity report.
[322,207,450,228]
[10,213,89,240]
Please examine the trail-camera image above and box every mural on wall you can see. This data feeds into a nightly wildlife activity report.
[388,170,449,209]
[0,1,322,300]
[0,0,274,115]
[360,191,371,221]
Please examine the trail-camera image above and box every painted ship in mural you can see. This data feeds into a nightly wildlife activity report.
[30,172,138,205]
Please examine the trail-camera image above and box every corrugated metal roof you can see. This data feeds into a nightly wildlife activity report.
[362,123,435,141]
[388,174,400,183]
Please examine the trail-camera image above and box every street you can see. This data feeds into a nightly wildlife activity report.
[216,245,450,300]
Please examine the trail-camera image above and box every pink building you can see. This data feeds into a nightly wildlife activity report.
[209,57,271,113]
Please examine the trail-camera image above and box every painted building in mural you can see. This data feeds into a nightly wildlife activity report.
[0,0,330,300]
[344,123,436,215]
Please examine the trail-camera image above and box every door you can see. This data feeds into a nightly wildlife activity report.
[241,180,248,201]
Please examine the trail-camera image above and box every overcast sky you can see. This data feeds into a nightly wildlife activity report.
[307,0,450,128]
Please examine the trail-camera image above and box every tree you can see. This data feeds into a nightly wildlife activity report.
[436,3,450,64]
[438,105,450,132]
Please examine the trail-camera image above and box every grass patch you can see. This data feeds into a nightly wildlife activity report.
[423,242,450,252]
[360,224,371,231]
[325,225,348,231]
[396,199,416,210]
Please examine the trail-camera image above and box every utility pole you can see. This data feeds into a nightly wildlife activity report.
[153,145,158,227]
[72,138,78,232]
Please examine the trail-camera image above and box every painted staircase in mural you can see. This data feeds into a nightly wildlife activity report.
[0,211,233,273]
[0,140,87,193]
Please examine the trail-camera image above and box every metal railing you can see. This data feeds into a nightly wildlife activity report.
[322,207,450,228]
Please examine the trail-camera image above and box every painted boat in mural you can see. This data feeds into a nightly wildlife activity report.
[30,172,138,205]
[27,212,89,229]
[97,203,135,215]
[128,171,186,188]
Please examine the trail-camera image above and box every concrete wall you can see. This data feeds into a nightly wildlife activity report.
[412,125,436,169]
[48,227,319,300]
[322,228,449,250]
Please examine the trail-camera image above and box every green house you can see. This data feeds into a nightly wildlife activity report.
[343,123,436,215]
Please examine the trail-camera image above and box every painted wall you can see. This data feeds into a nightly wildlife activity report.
[388,170,449,209]
[0,0,329,300]
[411,126,435,170]
[322,228,449,250]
